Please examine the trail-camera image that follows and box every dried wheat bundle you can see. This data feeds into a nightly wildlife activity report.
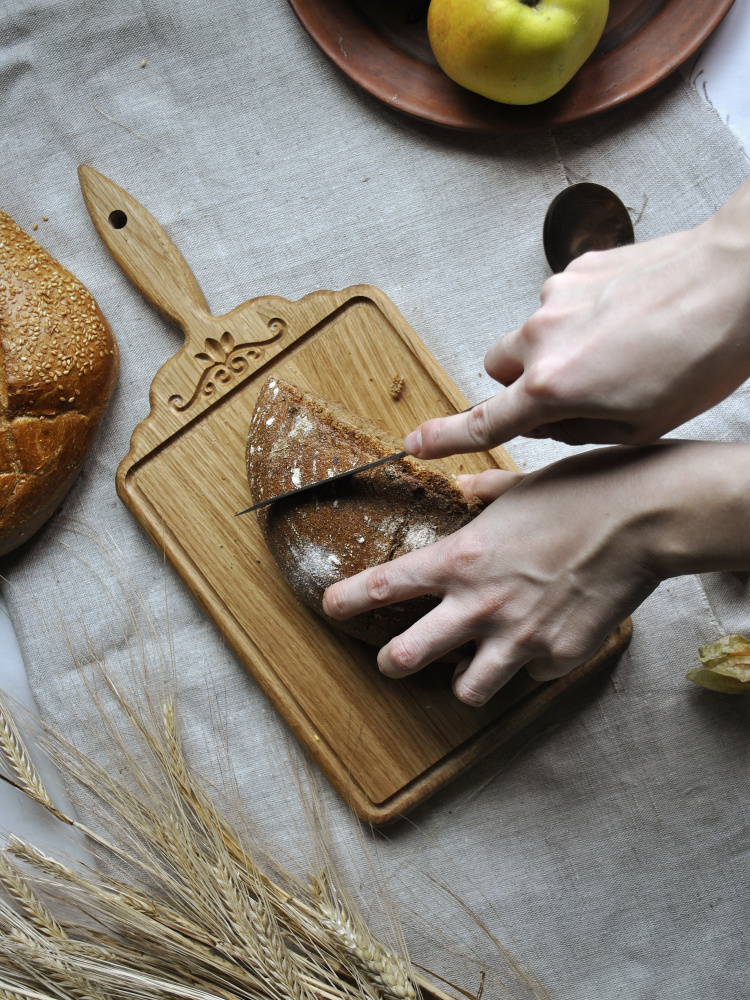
[0,575,551,1000]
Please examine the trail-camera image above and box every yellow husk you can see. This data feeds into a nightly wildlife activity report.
[687,634,750,693]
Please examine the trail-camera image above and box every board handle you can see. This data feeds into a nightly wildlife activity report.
[78,165,211,332]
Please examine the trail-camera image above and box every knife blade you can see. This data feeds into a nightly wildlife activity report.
[235,450,407,515]
[236,399,482,516]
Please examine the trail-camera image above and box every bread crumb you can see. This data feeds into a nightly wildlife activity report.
[389,374,405,400]
[32,223,38,230]
[140,59,147,68]
[42,216,48,222]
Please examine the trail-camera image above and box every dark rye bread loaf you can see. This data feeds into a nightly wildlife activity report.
[0,210,118,557]
[246,377,483,650]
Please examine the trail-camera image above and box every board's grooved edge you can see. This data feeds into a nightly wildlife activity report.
[366,618,633,824]
[119,296,371,482]
[117,474,377,807]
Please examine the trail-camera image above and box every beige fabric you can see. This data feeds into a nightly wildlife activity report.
[1,3,749,997]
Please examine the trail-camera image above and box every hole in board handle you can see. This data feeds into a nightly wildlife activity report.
[108,209,128,229]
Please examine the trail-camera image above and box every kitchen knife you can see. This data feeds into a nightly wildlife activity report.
[237,401,478,516]
[235,450,407,515]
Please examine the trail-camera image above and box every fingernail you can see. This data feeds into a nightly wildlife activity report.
[404,429,422,455]
[455,474,474,499]
[456,683,487,707]
[321,587,335,617]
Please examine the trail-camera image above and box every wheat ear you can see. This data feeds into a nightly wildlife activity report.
[0,698,62,819]
[0,899,107,1000]
[159,706,417,1000]
[0,854,66,944]
[309,875,418,1000]
[7,838,278,1000]
[0,983,59,1000]
[0,654,545,1000]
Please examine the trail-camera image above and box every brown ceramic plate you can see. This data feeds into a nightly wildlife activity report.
[287,0,735,132]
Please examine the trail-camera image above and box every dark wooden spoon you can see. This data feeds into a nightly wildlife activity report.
[543,182,634,274]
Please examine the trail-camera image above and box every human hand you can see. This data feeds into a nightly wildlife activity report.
[323,440,750,704]
[323,446,672,705]
[404,180,750,457]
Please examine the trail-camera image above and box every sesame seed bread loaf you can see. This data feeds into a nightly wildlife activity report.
[246,377,483,651]
[0,210,118,557]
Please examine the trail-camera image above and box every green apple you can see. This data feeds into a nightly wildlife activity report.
[427,0,609,105]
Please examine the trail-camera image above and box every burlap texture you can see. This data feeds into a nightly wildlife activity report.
[1,3,749,997]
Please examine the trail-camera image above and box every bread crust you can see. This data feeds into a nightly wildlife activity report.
[0,211,118,556]
[246,377,483,653]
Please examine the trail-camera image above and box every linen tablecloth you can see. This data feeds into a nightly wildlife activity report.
[2,3,749,997]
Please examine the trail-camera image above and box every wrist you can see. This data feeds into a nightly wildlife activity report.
[703,175,750,258]
[695,179,750,372]
[634,441,750,579]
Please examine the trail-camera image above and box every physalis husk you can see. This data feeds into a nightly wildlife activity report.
[687,634,750,693]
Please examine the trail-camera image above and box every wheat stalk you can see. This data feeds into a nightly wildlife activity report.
[0,980,59,1000]
[0,898,107,1000]
[65,690,380,998]
[0,619,549,1000]
[153,715,413,1000]
[41,664,422,1000]
[2,758,340,1000]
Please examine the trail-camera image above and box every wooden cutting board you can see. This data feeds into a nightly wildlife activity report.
[79,166,632,825]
